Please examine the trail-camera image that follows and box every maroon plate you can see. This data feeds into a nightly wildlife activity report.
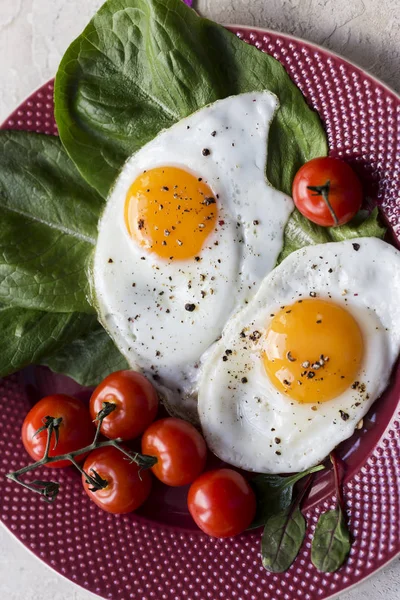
[1,26,399,600]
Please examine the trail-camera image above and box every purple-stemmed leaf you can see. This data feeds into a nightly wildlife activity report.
[250,464,324,529]
[262,503,306,573]
[311,452,352,572]
[261,473,315,573]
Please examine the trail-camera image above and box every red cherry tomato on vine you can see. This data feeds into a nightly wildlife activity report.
[82,446,152,514]
[292,157,363,227]
[188,468,256,538]
[141,418,207,486]
[89,370,159,441]
[21,394,94,468]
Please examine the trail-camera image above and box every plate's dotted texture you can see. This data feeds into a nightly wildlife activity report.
[1,28,400,600]
[3,81,58,136]
[233,29,400,239]
[1,373,399,600]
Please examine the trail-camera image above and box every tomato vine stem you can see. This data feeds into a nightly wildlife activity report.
[6,402,157,503]
[307,180,339,226]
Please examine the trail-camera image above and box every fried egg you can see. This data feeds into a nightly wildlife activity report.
[93,92,293,421]
[198,238,400,473]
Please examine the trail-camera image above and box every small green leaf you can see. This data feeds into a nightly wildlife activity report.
[277,207,386,263]
[261,504,306,573]
[311,508,351,572]
[41,324,129,387]
[249,464,324,530]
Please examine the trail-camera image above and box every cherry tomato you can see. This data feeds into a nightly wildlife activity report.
[188,468,256,538]
[292,157,363,227]
[82,446,152,514]
[141,418,207,486]
[89,370,159,441]
[21,394,94,468]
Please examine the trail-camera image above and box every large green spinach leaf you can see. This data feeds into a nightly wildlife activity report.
[0,131,128,384]
[54,0,327,197]
[0,303,127,385]
[42,325,129,386]
[0,305,96,376]
[0,131,103,313]
[278,207,386,263]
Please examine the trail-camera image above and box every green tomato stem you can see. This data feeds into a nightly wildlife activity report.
[6,405,157,503]
[307,180,339,226]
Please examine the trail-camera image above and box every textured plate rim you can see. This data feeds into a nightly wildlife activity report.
[0,521,100,600]
[225,23,400,101]
[2,23,399,131]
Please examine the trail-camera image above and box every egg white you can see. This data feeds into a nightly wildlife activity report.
[93,92,293,421]
[198,237,400,472]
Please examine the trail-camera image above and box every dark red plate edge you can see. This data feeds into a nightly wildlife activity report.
[2,24,400,132]
[227,24,400,102]
[0,523,101,600]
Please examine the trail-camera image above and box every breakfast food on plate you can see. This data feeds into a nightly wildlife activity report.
[93,91,293,421]
[198,237,400,473]
[4,0,386,392]
[2,0,398,579]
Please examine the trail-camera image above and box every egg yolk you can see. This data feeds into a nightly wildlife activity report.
[124,167,218,260]
[263,299,364,403]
